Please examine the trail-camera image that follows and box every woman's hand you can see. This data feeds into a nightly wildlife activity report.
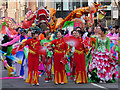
[48,47,53,51]
[13,42,22,47]
[64,54,67,58]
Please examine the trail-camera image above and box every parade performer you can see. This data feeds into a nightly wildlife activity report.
[2,35,13,67]
[41,31,53,82]
[89,26,117,83]
[73,30,88,84]
[15,29,27,77]
[16,30,41,86]
[48,30,68,85]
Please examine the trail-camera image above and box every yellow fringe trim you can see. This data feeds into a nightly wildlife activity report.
[29,49,36,54]
[33,71,38,84]
[54,70,67,83]
[58,72,61,83]
[63,70,67,83]
[54,71,57,83]
[25,71,34,84]
[76,71,82,83]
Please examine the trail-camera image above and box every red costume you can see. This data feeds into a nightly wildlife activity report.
[49,38,68,84]
[74,38,88,83]
[19,38,41,84]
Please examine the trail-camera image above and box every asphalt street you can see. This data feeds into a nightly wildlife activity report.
[0,61,119,90]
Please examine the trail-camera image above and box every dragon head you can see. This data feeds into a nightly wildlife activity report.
[36,6,50,24]
[36,6,51,30]
[92,2,107,20]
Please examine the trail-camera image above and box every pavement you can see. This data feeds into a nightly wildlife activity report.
[0,61,119,90]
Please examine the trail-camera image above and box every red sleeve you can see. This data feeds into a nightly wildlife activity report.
[65,43,69,55]
[18,39,30,50]
[49,39,57,45]
[38,40,41,46]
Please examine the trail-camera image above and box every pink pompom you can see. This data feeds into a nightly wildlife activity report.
[115,71,119,78]
[67,72,70,76]
[116,57,118,60]
[111,49,115,54]
[3,60,7,66]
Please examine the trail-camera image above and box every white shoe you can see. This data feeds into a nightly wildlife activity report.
[99,80,106,83]
[32,84,35,86]
[55,83,58,85]
[61,82,64,85]
[14,75,17,77]
[45,80,49,83]
[99,81,103,83]
[36,83,39,86]
[76,82,80,84]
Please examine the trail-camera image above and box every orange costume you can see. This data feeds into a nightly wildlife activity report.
[74,38,88,83]
[49,38,68,84]
[37,33,45,41]
[19,38,41,84]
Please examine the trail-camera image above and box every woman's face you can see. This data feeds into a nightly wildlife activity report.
[18,28,21,34]
[72,31,76,37]
[111,28,115,33]
[21,32,26,36]
[88,27,92,32]
[34,33,38,39]
[97,26,101,34]
[46,33,51,39]
[94,27,97,33]
[57,32,63,39]
[75,31,80,38]
[27,31,32,37]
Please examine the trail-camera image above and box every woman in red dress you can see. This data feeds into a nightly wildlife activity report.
[74,30,88,84]
[49,30,68,85]
[17,31,41,86]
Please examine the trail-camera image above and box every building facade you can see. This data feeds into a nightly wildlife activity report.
[0,0,119,27]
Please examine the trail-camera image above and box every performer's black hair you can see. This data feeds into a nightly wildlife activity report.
[99,25,106,34]
[58,29,64,35]
[31,30,39,37]
[76,30,84,37]
[87,32,92,37]
[75,27,81,30]
[71,29,76,35]
[15,27,21,31]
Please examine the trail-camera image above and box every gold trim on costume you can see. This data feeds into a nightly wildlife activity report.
[75,49,84,55]
[83,71,85,83]
[59,72,61,83]
[29,49,36,54]
[54,71,57,83]
[55,49,64,53]
[34,71,38,84]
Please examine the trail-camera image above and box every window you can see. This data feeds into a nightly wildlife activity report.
[82,1,88,7]
[38,0,44,7]
[100,0,111,5]
[54,0,61,11]
[63,0,69,10]
[105,10,111,16]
